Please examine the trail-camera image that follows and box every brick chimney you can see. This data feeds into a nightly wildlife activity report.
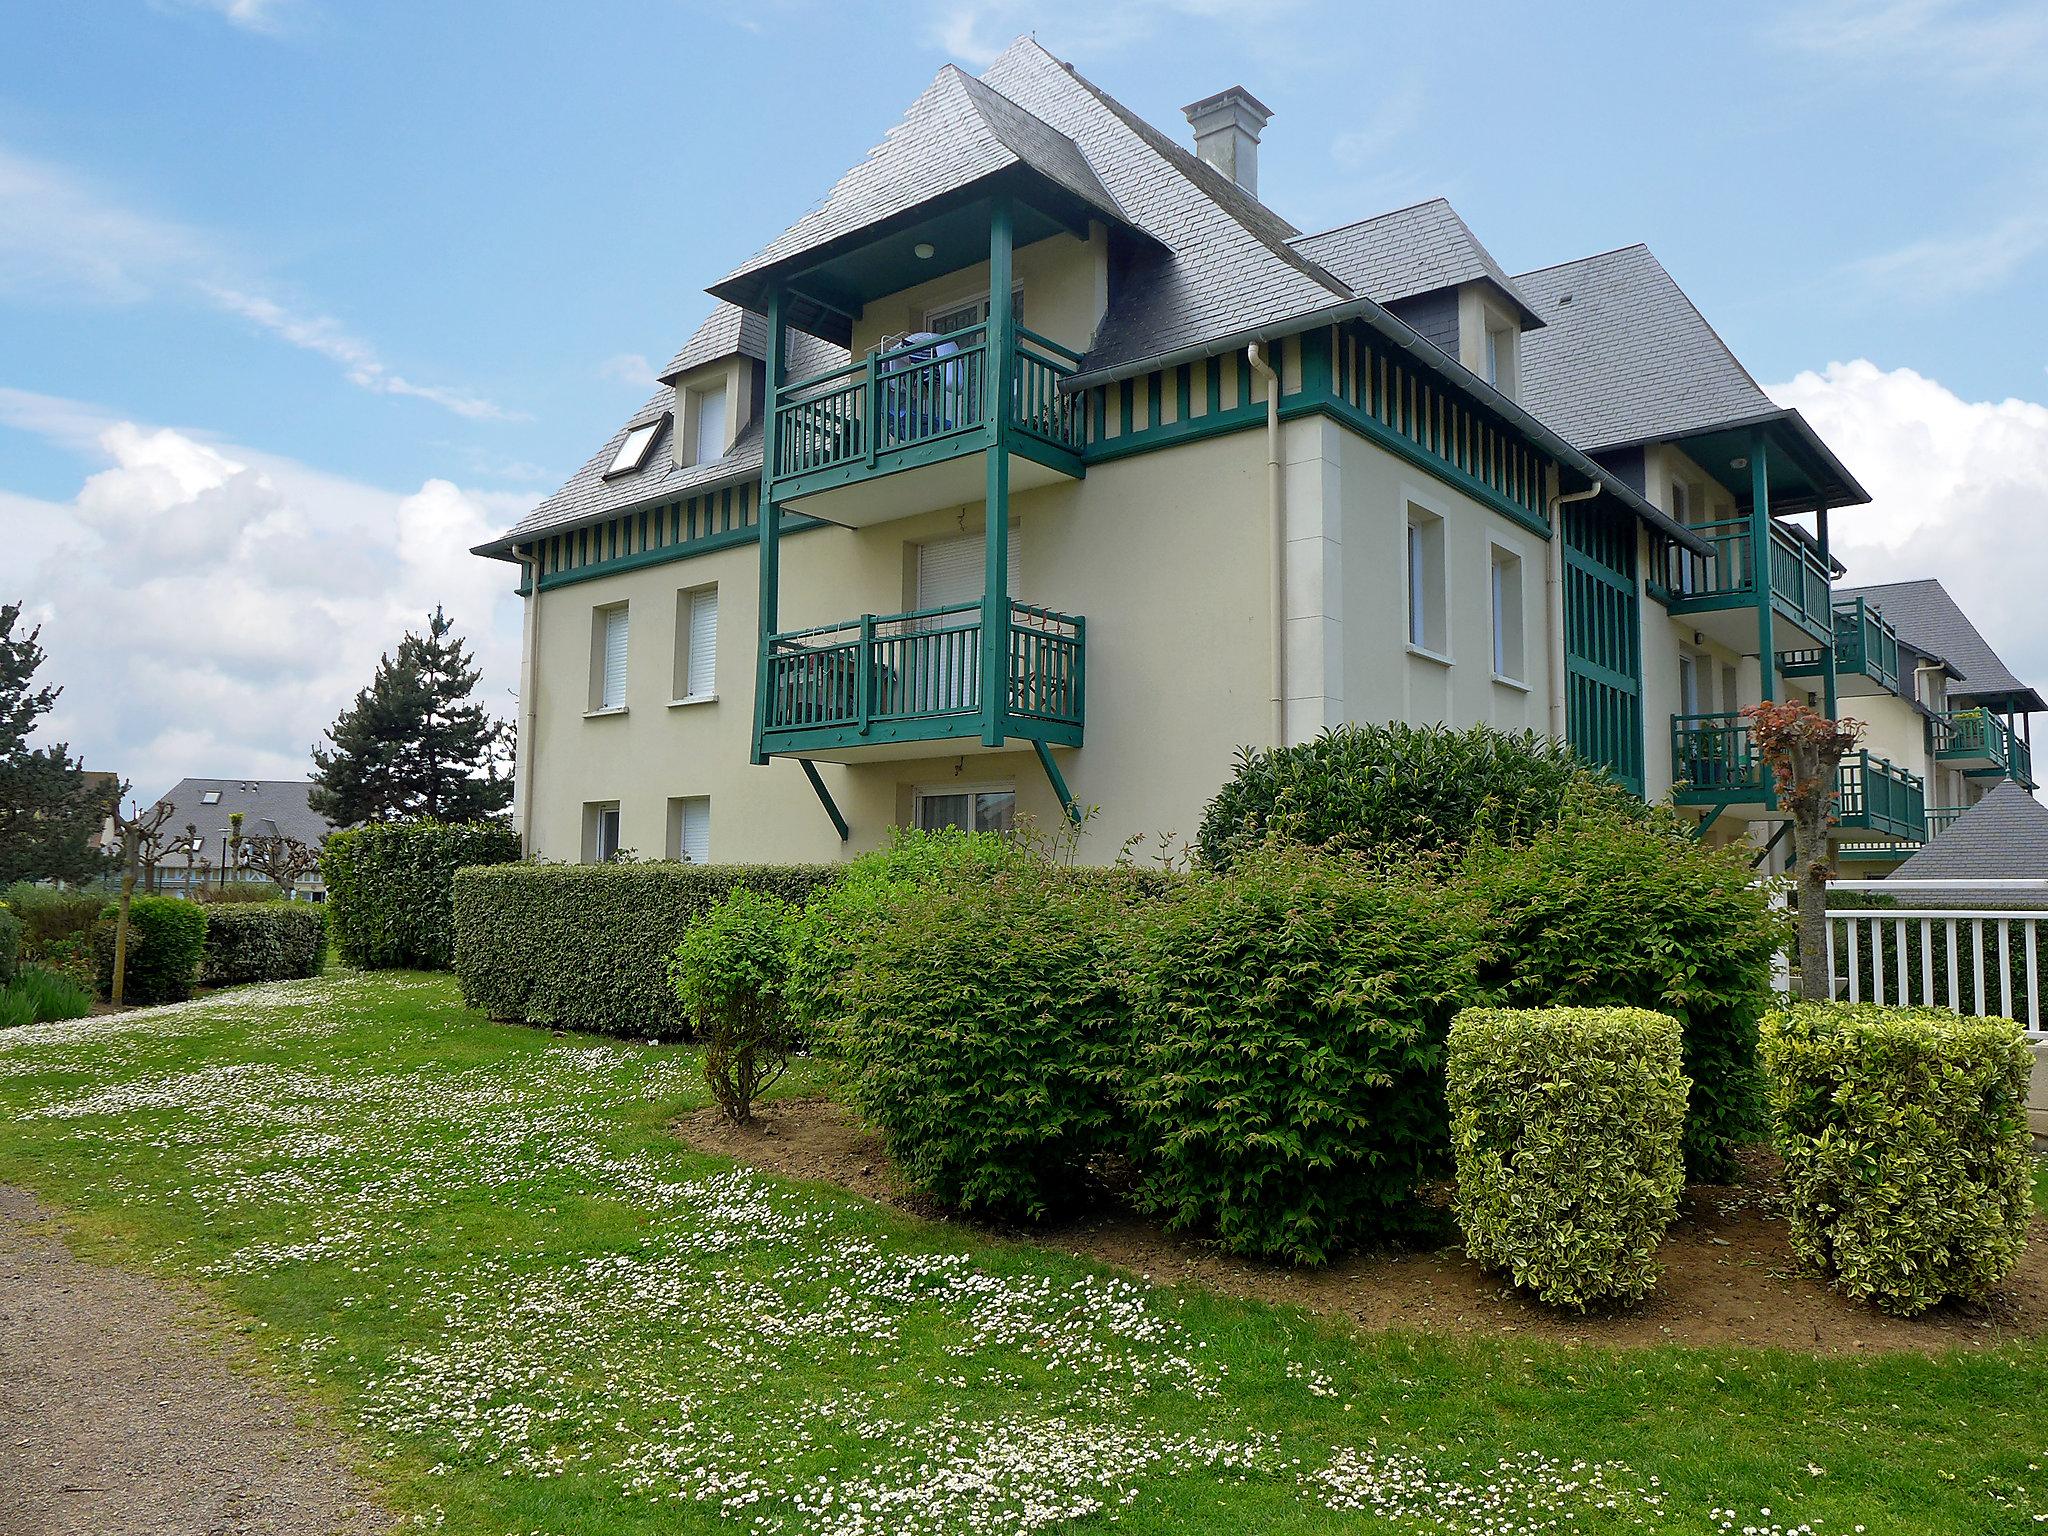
[1182,86,1273,198]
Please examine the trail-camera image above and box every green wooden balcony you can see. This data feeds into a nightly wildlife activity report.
[758,599,1084,760]
[1780,596,1902,697]
[1671,716,1925,845]
[1656,517,1834,650]
[767,324,1085,518]
[1834,751,1925,841]
[1934,707,2034,787]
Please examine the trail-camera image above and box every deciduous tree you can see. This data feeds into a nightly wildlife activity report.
[1744,700,1862,1000]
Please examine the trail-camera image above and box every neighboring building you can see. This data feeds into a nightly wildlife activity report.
[82,769,122,854]
[1892,782,2048,880]
[476,39,1982,869]
[145,778,334,897]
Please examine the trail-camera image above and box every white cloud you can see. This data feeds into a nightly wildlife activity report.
[0,143,515,420]
[1772,0,2048,82]
[1847,213,2048,303]
[1,388,531,802]
[1769,359,2048,688]
[158,0,300,33]
[599,353,660,389]
[925,0,1274,66]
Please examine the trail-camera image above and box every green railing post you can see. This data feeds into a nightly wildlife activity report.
[1816,506,1838,719]
[981,196,1014,749]
[752,285,787,766]
[1750,430,1775,703]
[856,612,874,737]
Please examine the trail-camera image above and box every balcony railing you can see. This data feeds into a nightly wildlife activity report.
[1927,805,1967,837]
[1933,708,2034,787]
[759,598,1083,752]
[1658,518,1833,639]
[1834,751,1925,841]
[1781,596,1902,694]
[768,324,1085,496]
[1670,712,1767,803]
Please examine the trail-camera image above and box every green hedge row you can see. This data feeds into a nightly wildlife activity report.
[323,821,521,970]
[93,896,209,1005]
[201,902,327,986]
[0,907,17,987]
[456,862,841,1038]
[1762,1001,2033,1315]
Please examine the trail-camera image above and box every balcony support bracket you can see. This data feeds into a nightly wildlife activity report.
[799,759,851,843]
[1033,739,1083,827]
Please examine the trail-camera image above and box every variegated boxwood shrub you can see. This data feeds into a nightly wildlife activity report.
[1122,845,1480,1264]
[1459,801,1784,1181]
[199,901,327,986]
[92,894,209,1004]
[1195,721,1643,871]
[1761,1001,2033,1316]
[1448,1006,1689,1309]
[322,820,520,971]
[824,857,1137,1222]
[455,861,838,1039]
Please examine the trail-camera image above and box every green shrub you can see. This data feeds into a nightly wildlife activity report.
[200,902,327,986]
[670,888,798,1124]
[1447,1006,1689,1309]
[92,895,209,1005]
[1196,722,1641,871]
[322,821,520,970]
[192,880,290,905]
[1123,847,1480,1264]
[33,936,97,996]
[786,828,1026,1028]
[1760,1001,2033,1316]
[454,861,839,1038]
[0,988,34,1029]
[1,884,106,955]
[1459,802,1783,1181]
[8,964,93,1023]
[828,859,1131,1221]
[0,907,17,987]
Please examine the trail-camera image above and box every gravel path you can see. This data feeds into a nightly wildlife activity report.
[0,1185,389,1536]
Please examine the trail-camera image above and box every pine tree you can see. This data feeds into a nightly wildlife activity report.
[0,601,115,885]
[310,607,512,826]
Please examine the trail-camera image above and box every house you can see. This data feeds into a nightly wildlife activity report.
[144,778,334,897]
[476,39,1949,868]
[1813,578,2042,872]
[1891,782,2048,880]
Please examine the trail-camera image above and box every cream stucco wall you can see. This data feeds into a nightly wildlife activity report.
[848,227,1104,359]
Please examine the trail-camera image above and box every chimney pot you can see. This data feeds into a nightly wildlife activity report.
[1182,86,1273,198]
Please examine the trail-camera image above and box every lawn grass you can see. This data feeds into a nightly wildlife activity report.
[0,971,2043,1534]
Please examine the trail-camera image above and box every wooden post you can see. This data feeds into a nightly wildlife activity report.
[1816,505,1838,720]
[110,821,140,1008]
[1750,430,1776,704]
[981,197,1014,749]
[753,284,787,766]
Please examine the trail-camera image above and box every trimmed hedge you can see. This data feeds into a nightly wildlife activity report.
[1123,846,1480,1264]
[1196,721,1642,871]
[1760,1001,2033,1316]
[827,861,1130,1221]
[93,895,209,1005]
[200,902,327,986]
[0,907,17,987]
[454,861,839,1038]
[1,885,104,954]
[1460,803,1783,1181]
[1447,1006,1689,1310]
[323,821,520,971]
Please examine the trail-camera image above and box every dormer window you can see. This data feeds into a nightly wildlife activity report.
[1485,320,1516,397]
[692,385,727,465]
[201,790,222,805]
[605,419,663,478]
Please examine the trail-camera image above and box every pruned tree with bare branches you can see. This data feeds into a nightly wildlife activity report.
[1744,700,1863,1000]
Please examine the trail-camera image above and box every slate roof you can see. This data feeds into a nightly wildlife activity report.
[712,63,1137,311]
[1512,245,1778,453]
[1291,198,1541,327]
[1834,578,2046,711]
[1894,781,2048,879]
[658,303,766,384]
[147,778,333,851]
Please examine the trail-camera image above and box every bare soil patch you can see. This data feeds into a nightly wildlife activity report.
[680,1097,2048,1355]
[0,1185,389,1536]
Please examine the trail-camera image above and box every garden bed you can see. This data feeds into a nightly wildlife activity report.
[679,1096,2048,1354]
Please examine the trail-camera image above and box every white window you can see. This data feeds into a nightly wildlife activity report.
[606,420,662,477]
[1484,323,1515,397]
[584,802,622,864]
[916,527,1019,609]
[1405,505,1447,656]
[692,384,727,465]
[924,287,1024,337]
[592,603,629,712]
[201,789,222,805]
[667,796,711,864]
[1678,652,1701,717]
[1490,544,1525,681]
[672,585,718,702]
[914,784,1016,835]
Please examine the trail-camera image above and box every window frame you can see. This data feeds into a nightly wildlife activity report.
[670,583,719,706]
[911,781,1018,836]
[604,419,663,479]
[922,285,1025,338]
[1488,539,1527,685]
[666,795,711,865]
[589,601,630,715]
[584,801,622,864]
[1404,502,1450,662]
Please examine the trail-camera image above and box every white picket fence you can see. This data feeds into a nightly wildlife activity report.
[1821,879,2048,1037]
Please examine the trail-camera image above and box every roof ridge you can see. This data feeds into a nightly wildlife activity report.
[1511,241,1654,281]
[1289,195,1453,245]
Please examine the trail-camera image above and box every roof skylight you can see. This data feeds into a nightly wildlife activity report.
[201,790,222,805]
[605,419,663,477]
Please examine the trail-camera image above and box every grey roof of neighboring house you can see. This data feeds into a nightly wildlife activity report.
[148,778,333,851]
[658,303,767,384]
[1835,578,2046,712]
[1894,781,2048,878]
[712,63,1139,313]
[1291,197,1541,327]
[1512,244,1778,452]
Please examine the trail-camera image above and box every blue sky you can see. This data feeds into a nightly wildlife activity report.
[4,0,2046,798]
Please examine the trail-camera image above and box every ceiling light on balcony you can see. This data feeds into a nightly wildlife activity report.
[913,241,936,260]
[1730,456,1749,469]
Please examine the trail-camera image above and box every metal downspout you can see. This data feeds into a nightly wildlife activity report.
[513,545,541,855]
[1248,341,1284,749]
